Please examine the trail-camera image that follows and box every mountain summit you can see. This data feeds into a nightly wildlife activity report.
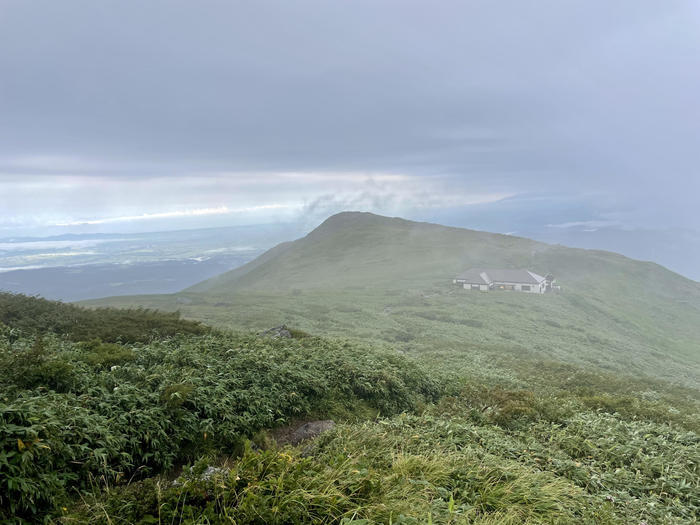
[88,212,700,387]
[188,211,697,298]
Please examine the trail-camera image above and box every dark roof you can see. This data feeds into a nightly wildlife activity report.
[455,269,490,284]
[455,269,546,285]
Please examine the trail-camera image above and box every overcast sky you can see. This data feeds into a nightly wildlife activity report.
[1,0,699,238]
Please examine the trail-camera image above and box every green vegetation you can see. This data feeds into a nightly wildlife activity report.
[65,392,699,524]
[0,294,442,522]
[86,212,700,387]
[1,292,207,343]
[2,293,699,523]
[4,213,700,523]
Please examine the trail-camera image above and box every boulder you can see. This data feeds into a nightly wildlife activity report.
[288,420,336,445]
[172,465,228,486]
[200,466,228,481]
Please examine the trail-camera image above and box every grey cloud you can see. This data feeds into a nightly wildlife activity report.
[0,0,698,230]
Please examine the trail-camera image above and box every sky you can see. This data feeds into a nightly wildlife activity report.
[1,1,699,244]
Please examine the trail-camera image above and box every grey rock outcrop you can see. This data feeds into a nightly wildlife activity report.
[172,465,228,486]
[288,420,336,445]
[200,466,228,481]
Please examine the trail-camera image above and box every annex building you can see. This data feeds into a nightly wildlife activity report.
[453,269,555,293]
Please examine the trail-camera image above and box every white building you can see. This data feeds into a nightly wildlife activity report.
[453,269,552,293]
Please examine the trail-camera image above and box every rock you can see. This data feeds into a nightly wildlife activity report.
[172,465,228,486]
[200,466,228,481]
[259,324,292,338]
[288,420,335,445]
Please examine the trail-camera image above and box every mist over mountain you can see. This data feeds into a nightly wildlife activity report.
[190,212,699,293]
[87,212,700,387]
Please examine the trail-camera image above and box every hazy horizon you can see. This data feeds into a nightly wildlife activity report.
[1,211,699,284]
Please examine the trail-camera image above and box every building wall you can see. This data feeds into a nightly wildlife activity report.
[457,280,545,293]
[492,281,545,293]
[462,283,490,291]
[519,283,545,293]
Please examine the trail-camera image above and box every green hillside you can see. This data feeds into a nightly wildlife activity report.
[187,212,699,295]
[0,294,443,522]
[4,292,700,523]
[86,212,700,388]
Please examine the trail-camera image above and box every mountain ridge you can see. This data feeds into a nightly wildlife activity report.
[188,211,700,297]
[83,211,700,387]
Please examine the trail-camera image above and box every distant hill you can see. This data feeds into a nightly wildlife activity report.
[84,212,700,387]
[188,212,699,295]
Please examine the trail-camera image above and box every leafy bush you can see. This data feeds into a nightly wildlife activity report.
[77,339,137,369]
[0,330,444,521]
[0,336,81,393]
[0,292,207,343]
[0,393,125,521]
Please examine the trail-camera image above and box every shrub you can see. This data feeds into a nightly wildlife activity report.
[160,383,195,408]
[0,292,207,343]
[0,330,445,521]
[0,336,80,393]
[78,339,137,369]
[0,393,126,521]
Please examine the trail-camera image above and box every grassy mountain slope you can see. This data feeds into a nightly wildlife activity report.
[188,212,698,297]
[187,238,294,294]
[4,293,699,523]
[86,212,700,388]
[0,294,443,522]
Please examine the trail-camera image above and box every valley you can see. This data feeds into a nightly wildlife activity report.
[0,223,302,301]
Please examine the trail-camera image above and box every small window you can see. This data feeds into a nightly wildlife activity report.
[471,284,480,290]
[522,285,530,291]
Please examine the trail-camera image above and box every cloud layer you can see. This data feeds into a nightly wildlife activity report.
[1,0,699,234]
